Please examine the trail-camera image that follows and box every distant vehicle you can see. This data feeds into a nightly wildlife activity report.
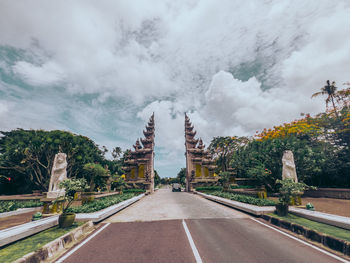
[172,183,181,192]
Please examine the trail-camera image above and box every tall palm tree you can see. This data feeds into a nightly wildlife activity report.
[112,146,122,160]
[312,80,339,117]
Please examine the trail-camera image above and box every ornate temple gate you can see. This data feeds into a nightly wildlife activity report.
[122,114,155,193]
[184,114,218,192]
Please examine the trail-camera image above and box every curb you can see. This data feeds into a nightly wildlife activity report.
[262,214,350,256]
[289,207,350,231]
[195,191,275,216]
[75,193,145,222]
[0,215,59,247]
[12,221,95,263]
[0,193,144,247]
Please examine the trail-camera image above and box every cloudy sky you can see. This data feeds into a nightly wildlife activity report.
[1,0,349,177]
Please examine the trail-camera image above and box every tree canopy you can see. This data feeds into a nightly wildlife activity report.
[0,129,122,194]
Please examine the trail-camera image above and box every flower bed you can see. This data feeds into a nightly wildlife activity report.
[66,193,138,213]
[208,191,276,206]
[0,200,43,213]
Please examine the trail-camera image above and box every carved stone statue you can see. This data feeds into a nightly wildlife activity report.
[47,153,68,198]
[282,150,298,182]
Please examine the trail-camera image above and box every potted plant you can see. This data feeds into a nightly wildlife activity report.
[58,178,89,228]
[275,179,310,216]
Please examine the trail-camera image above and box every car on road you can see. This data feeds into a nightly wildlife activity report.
[172,183,181,192]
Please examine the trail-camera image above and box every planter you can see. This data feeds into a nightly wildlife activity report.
[275,203,289,216]
[58,213,76,228]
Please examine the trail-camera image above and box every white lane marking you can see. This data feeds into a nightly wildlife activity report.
[56,223,111,263]
[250,218,350,263]
[182,220,203,263]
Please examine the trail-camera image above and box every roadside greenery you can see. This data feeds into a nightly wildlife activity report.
[123,188,146,193]
[276,179,311,206]
[66,193,139,213]
[230,185,255,189]
[0,222,83,263]
[0,200,43,213]
[209,191,276,206]
[195,186,223,192]
[0,129,125,195]
[58,178,89,213]
[209,81,350,190]
[83,163,109,191]
[270,213,350,242]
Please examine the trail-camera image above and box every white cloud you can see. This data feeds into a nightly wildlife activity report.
[12,61,65,86]
[1,0,350,176]
[0,101,9,126]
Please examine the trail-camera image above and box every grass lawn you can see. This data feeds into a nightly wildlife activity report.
[0,222,83,263]
[269,213,350,242]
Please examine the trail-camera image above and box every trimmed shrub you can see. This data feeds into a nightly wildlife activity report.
[66,193,138,213]
[208,191,276,206]
[123,189,146,193]
[0,200,43,213]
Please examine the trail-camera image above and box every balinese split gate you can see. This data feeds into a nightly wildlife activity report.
[122,114,155,193]
[184,114,218,192]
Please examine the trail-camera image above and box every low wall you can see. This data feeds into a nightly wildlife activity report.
[303,188,350,200]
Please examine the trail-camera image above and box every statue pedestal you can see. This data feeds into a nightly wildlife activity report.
[40,197,65,215]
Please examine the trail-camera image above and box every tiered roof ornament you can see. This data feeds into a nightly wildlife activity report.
[122,114,155,193]
[184,113,218,192]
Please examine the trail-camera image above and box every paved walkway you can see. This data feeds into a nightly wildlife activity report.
[106,189,247,222]
[58,189,346,263]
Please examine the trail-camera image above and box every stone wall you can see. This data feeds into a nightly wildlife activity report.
[303,188,350,200]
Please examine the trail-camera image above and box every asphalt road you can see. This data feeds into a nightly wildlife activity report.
[58,189,348,263]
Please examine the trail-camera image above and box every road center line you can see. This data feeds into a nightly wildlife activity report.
[250,218,350,263]
[182,220,203,263]
[56,223,111,263]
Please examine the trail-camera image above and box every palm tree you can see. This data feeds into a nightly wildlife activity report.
[312,80,339,117]
[112,147,122,160]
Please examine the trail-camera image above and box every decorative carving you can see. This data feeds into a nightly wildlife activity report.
[282,150,298,182]
[47,153,67,198]
[184,114,218,192]
[122,114,155,193]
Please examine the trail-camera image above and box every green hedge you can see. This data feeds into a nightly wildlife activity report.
[230,185,255,189]
[0,200,43,213]
[195,186,223,192]
[66,193,138,213]
[123,189,145,193]
[209,191,276,206]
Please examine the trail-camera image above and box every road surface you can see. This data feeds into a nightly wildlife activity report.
[58,188,348,263]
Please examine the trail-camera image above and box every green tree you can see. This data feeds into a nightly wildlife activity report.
[312,80,339,117]
[154,170,161,187]
[176,168,186,185]
[112,147,122,160]
[209,136,249,172]
[83,163,109,191]
[0,129,104,193]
